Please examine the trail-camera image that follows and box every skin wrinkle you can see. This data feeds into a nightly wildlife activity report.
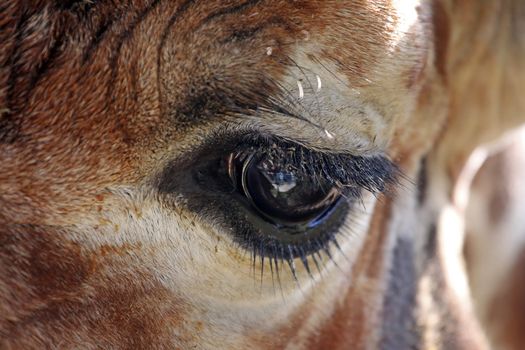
[0,0,524,348]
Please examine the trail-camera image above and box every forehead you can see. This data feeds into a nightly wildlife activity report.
[10,0,428,140]
[152,0,429,151]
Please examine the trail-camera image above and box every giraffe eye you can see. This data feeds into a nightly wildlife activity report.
[169,134,399,266]
[227,151,342,229]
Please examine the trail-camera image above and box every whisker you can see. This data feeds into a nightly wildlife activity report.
[297,80,304,99]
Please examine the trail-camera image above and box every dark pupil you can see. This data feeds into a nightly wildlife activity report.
[235,152,340,227]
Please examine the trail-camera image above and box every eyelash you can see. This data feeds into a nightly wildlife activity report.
[232,141,399,278]
[160,133,400,283]
[244,140,400,196]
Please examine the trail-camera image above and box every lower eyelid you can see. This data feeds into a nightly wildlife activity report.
[183,187,352,274]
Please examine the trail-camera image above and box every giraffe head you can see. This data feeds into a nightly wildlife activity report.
[1,0,524,348]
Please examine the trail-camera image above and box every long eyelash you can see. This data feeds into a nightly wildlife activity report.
[251,235,342,292]
[175,132,402,289]
[237,138,401,197]
[232,137,402,287]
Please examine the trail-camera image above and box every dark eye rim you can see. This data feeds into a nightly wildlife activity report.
[156,131,400,263]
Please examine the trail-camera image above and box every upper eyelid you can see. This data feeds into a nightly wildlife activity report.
[245,140,400,195]
[155,131,400,198]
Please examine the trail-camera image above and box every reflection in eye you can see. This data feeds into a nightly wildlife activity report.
[227,150,342,228]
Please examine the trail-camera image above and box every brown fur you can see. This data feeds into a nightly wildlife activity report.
[1,0,524,348]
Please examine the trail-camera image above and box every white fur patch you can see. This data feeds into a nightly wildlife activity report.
[71,186,379,348]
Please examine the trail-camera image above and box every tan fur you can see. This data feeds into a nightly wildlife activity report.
[0,0,524,348]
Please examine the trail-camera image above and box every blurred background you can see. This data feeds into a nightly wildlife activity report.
[459,126,525,350]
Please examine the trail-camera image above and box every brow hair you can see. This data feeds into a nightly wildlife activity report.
[1,0,290,143]
[0,1,94,142]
